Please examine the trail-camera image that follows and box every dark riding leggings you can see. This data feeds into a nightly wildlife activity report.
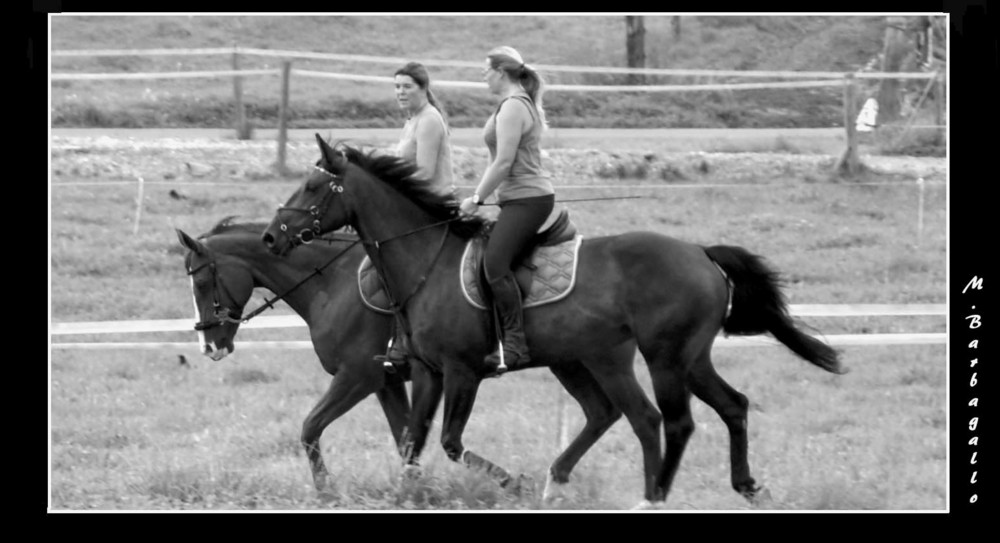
[484,194,555,283]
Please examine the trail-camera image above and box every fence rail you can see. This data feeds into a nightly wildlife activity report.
[50,68,936,89]
[50,304,945,336]
[51,46,941,80]
[50,333,947,352]
[49,46,945,176]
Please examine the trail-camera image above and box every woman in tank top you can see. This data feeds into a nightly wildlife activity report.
[380,62,456,374]
[394,62,455,197]
[459,46,555,375]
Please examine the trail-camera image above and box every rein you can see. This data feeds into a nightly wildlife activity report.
[189,237,361,330]
[481,195,645,206]
[240,238,362,322]
[299,161,463,339]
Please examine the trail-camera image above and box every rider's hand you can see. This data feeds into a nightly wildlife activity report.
[459,196,481,217]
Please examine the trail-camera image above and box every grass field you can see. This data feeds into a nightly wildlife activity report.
[50,345,946,511]
[48,128,947,510]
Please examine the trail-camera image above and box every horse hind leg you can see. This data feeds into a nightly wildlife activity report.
[580,356,664,503]
[687,351,765,502]
[544,360,624,503]
[646,362,695,502]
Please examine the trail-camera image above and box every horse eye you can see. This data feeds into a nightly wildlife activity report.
[306,179,325,193]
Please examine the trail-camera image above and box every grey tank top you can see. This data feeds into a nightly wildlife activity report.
[396,105,455,195]
[483,94,554,203]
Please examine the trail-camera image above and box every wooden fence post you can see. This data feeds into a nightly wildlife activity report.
[836,73,863,176]
[935,74,945,145]
[276,60,292,177]
[232,46,250,140]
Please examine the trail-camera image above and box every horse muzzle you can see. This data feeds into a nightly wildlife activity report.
[261,230,290,256]
[201,338,234,361]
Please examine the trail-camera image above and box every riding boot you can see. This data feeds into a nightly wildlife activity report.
[376,329,414,375]
[484,273,530,375]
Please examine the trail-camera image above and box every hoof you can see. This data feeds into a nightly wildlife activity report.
[311,471,332,494]
[401,464,422,481]
[504,473,535,497]
[631,499,666,510]
[316,488,337,504]
[741,484,772,505]
[750,486,772,505]
[542,473,569,504]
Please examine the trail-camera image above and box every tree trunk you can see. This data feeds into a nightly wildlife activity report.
[625,16,646,85]
[672,16,681,41]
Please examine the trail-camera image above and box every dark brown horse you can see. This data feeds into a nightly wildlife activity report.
[178,219,406,493]
[261,136,845,506]
[179,217,637,501]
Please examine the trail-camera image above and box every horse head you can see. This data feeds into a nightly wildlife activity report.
[178,227,254,361]
[262,134,354,256]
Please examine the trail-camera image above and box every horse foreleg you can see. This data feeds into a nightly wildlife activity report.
[374,375,412,453]
[461,450,515,488]
[302,372,381,493]
[437,369,518,487]
[545,361,622,502]
[401,362,443,469]
[688,353,763,501]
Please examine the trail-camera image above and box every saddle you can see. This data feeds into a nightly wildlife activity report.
[359,207,583,312]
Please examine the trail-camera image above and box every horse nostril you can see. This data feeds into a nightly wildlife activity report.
[262,232,274,246]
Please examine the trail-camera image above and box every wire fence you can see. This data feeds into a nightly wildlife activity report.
[51,46,947,174]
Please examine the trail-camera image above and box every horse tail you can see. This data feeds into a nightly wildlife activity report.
[703,245,846,375]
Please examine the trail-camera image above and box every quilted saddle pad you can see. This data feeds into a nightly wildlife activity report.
[358,235,584,313]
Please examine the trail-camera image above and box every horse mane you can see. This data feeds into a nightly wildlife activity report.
[198,216,267,239]
[338,145,488,240]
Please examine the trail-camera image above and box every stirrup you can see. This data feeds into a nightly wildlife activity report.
[485,343,512,377]
[494,345,508,376]
[375,339,410,374]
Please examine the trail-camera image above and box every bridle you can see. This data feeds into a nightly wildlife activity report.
[187,259,243,331]
[272,164,345,247]
[283,158,461,340]
[187,233,362,333]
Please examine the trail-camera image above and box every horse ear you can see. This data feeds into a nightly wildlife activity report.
[316,133,334,161]
[176,228,206,255]
[315,134,345,171]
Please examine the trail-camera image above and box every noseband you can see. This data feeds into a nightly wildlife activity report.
[273,164,344,247]
[187,259,243,331]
